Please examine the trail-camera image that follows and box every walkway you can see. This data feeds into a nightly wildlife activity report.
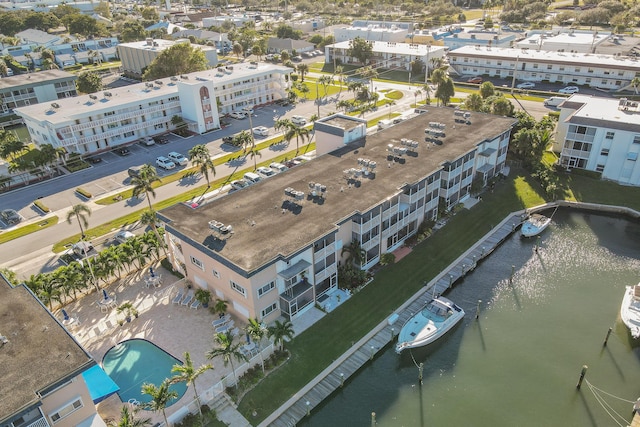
[259,209,526,426]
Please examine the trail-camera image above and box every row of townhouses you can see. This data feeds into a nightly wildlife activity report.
[158,109,516,324]
[14,62,290,155]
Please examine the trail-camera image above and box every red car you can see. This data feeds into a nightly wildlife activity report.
[467,76,483,84]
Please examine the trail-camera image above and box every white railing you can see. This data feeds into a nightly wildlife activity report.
[71,101,181,132]
[25,417,50,427]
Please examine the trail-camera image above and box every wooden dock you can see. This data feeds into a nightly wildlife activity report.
[259,211,526,427]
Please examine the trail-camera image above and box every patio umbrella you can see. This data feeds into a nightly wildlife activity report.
[61,309,69,320]
[102,289,108,300]
[149,267,155,277]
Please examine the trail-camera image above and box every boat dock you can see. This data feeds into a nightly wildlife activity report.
[259,211,526,427]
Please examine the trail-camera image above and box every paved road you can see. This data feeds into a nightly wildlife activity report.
[0,75,549,279]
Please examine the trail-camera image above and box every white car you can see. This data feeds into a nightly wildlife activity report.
[257,166,276,177]
[115,230,135,244]
[291,115,307,126]
[253,126,269,136]
[516,82,535,89]
[139,136,155,146]
[270,162,288,173]
[559,86,579,94]
[167,151,188,166]
[156,156,176,170]
[229,112,246,119]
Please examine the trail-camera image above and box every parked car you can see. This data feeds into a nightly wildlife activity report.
[115,230,135,244]
[230,179,249,190]
[559,86,579,94]
[257,166,276,177]
[543,96,566,107]
[167,151,188,166]
[229,112,246,119]
[292,56,302,62]
[115,147,131,156]
[275,98,290,106]
[291,115,307,126]
[156,156,176,170]
[265,54,275,61]
[222,136,234,144]
[516,82,536,89]
[88,156,102,164]
[127,167,142,178]
[467,76,483,84]
[154,135,169,144]
[71,241,94,258]
[241,106,254,115]
[253,126,269,136]
[139,136,155,146]
[1,209,21,225]
[269,162,288,173]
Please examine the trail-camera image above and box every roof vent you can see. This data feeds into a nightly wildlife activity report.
[51,102,60,109]
[170,76,178,81]
[89,94,98,100]
[155,80,163,85]
[103,91,112,97]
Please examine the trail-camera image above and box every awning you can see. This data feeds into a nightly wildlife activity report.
[82,365,120,404]
[278,260,311,280]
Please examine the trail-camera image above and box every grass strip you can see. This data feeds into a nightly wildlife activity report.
[0,216,58,244]
[238,170,640,422]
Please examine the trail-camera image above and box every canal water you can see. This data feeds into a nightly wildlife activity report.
[300,209,640,427]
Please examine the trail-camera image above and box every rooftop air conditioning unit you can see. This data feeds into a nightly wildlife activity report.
[89,94,98,100]
[51,102,60,109]
[170,76,178,81]
[155,80,163,85]
[103,91,112,97]
[181,75,188,79]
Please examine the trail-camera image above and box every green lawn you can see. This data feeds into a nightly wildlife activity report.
[238,170,640,422]
[0,216,58,244]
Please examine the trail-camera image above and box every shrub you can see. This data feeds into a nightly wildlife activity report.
[75,187,92,199]
[64,64,83,71]
[161,258,185,278]
[34,200,50,213]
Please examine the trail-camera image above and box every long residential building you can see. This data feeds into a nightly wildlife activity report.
[117,39,219,76]
[553,95,640,186]
[157,109,516,327]
[14,62,290,155]
[448,45,640,89]
[0,274,110,427]
[0,70,77,118]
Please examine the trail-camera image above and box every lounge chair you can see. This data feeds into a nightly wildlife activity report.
[172,290,184,305]
[181,291,194,306]
[190,299,201,310]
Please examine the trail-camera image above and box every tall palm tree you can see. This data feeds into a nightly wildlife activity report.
[288,124,311,154]
[233,130,253,153]
[341,239,366,267]
[171,352,213,420]
[631,76,640,94]
[140,209,167,257]
[296,63,309,81]
[246,318,267,371]
[131,164,161,210]
[206,331,248,388]
[188,144,216,188]
[359,65,378,92]
[66,203,91,239]
[141,380,177,427]
[109,405,151,427]
[267,319,295,351]
[318,75,333,101]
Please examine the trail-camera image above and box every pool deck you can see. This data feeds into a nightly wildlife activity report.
[60,269,255,426]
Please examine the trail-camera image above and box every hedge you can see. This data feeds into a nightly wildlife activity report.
[34,200,50,213]
[75,187,92,199]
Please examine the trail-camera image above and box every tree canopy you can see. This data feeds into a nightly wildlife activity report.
[77,71,103,94]
[142,43,209,81]
[347,37,373,65]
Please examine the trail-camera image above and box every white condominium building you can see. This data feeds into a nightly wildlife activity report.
[448,46,640,89]
[14,62,291,155]
[553,95,640,186]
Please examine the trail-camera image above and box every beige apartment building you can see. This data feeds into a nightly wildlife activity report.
[158,109,516,327]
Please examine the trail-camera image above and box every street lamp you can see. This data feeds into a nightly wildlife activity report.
[424,42,431,85]
[510,55,520,94]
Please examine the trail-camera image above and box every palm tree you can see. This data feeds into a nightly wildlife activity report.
[140,209,167,257]
[141,380,178,427]
[246,318,267,371]
[335,65,345,94]
[341,239,366,267]
[267,319,295,351]
[188,144,216,188]
[213,299,228,318]
[233,130,253,153]
[318,75,333,101]
[109,405,151,427]
[171,352,213,420]
[248,147,261,171]
[131,164,161,210]
[206,331,248,388]
[359,65,378,92]
[288,124,311,154]
[66,203,91,239]
[296,63,309,81]
[631,76,640,94]
[232,42,243,59]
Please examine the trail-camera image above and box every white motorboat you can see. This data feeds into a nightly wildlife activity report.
[396,296,465,354]
[621,284,640,339]
[521,213,552,238]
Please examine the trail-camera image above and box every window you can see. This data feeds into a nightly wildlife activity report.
[261,302,277,318]
[231,280,246,296]
[190,256,204,270]
[627,152,638,161]
[633,136,640,144]
[605,131,614,140]
[601,148,609,156]
[596,164,604,172]
[258,280,275,298]
[212,269,220,278]
[50,398,83,423]
[547,64,552,70]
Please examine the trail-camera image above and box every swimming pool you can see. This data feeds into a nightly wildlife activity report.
[102,339,187,406]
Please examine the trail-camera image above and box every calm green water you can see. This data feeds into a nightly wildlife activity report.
[301,210,640,427]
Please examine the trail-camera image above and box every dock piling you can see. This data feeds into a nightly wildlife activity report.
[340,372,344,387]
[603,327,613,347]
[306,401,310,416]
[576,365,588,389]
[370,345,374,360]
[476,299,482,320]
[391,327,395,341]
[371,412,376,426]
[510,265,515,284]
[419,362,424,384]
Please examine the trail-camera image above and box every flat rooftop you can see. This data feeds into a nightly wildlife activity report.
[0,69,75,90]
[0,277,94,423]
[160,108,516,273]
[329,40,446,56]
[560,94,640,132]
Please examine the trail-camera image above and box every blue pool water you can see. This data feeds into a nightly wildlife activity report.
[102,339,186,406]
